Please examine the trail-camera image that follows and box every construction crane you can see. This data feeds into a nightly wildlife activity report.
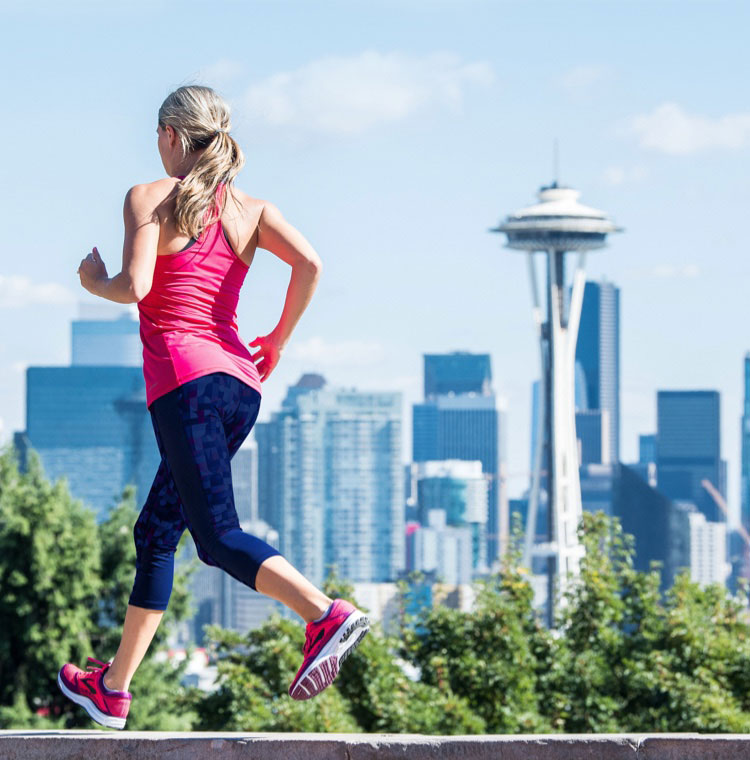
[701,479,750,547]
[702,478,750,605]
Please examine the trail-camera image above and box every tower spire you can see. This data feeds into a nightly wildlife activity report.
[553,138,559,187]
[489,182,622,626]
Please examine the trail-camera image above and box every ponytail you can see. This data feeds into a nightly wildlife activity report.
[158,85,245,239]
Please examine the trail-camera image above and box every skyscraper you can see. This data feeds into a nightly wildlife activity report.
[741,354,750,534]
[613,464,692,591]
[256,374,404,587]
[575,280,620,464]
[578,462,692,590]
[413,352,507,565]
[575,409,610,466]
[656,390,726,522]
[19,308,159,520]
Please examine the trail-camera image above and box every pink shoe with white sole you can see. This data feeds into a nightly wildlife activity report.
[57,657,132,729]
[288,599,369,700]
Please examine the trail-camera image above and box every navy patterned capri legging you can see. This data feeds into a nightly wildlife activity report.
[128,372,281,611]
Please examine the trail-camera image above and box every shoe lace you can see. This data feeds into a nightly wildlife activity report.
[85,656,110,672]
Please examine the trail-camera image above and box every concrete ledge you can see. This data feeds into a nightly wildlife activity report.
[2,732,750,759]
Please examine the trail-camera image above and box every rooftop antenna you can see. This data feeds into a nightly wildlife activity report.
[553,138,559,188]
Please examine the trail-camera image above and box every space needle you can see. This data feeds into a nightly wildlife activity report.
[490,180,622,621]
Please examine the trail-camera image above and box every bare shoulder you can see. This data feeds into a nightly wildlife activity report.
[225,185,266,220]
[125,178,177,215]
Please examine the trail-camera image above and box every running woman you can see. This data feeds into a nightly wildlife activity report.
[57,85,369,730]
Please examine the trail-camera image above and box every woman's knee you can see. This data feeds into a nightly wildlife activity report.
[128,548,176,610]
[195,538,221,568]
[202,528,282,589]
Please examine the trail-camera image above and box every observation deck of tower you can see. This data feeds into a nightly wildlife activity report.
[489,181,622,623]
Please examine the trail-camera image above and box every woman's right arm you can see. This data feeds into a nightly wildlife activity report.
[256,200,323,351]
[247,200,322,383]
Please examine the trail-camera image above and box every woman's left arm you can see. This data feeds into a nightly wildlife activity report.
[78,184,160,303]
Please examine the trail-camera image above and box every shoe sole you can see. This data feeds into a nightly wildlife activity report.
[289,611,370,700]
[57,671,127,730]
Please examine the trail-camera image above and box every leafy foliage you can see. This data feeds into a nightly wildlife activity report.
[0,446,197,730]
[5,442,750,734]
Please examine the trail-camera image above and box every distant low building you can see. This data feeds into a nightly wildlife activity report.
[686,509,730,587]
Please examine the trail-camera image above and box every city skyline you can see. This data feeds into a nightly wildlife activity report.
[2,1,750,526]
[13,306,738,610]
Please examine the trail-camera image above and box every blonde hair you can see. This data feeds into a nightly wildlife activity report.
[158,85,245,239]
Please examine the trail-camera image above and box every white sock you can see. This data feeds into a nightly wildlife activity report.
[312,602,333,623]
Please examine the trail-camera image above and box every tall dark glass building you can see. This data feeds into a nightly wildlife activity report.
[578,462,692,590]
[18,309,159,521]
[413,352,506,565]
[656,390,726,522]
[741,354,750,534]
[575,280,620,464]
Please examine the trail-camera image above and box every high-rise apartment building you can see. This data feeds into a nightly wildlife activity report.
[256,374,404,587]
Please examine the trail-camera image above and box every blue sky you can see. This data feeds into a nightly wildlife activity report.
[1,0,749,519]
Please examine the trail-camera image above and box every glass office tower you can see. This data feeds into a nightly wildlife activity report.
[575,280,620,464]
[413,352,507,565]
[20,309,159,521]
[656,390,726,522]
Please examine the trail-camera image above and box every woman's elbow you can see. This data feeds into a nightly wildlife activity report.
[306,256,323,276]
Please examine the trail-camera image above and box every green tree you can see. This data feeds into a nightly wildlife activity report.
[0,446,199,730]
[189,568,482,733]
[190,617,361,732]
[541,510,750,733]
[326,570,484,734]
[0,448,101,723]
[540,510,636,731]
[401,529,551,733]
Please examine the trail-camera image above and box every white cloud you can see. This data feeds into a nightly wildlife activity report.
[602,164,648,185]
[287,336,387,366]
[630,102,750,154]
[0,276,75,308]
[242,50,494,137]
[559,65,609,96]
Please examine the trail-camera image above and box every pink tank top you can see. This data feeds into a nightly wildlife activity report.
[138,182,263,407]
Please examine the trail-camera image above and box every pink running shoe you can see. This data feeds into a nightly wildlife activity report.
[289,598,369,701]
[57,657,132,729]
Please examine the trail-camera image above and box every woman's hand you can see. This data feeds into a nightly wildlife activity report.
[77,247,109,296]
[249,332,285,382]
